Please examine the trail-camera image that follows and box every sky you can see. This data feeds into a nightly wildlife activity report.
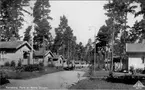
[20,1,143,46]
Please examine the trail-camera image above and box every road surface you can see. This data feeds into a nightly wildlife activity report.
[2,70,86,90]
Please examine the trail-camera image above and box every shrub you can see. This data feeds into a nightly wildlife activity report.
[106,75,145,85]
[135,68,143,73]
[88,65,94,77]
[130,66,135,74]
[109,71,114,78]
[39,62,44,67]
[18,60,22,67]
[4,61,10,66]
[15,66,24,72]
[10,61,16,67]
[0,71,10,85]
[24,64,43,72]
[48,64,55,67]
[142,70,145,74]
[88,69,93,77]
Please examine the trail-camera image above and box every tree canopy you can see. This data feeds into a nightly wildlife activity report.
[52,15,85,61]
[33,0,52,50]
[0,0,30,41]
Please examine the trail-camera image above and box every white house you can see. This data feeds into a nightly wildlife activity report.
[33,49,54,66]
[126,43,145,71]
[52,54,64,67]
[0,41,33,66]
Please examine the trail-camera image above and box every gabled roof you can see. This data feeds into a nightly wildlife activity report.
[52,54,64,61]
[126,43,145,53]
[0,41,32,50]
[34,50,53,57]
[53,54,60,59]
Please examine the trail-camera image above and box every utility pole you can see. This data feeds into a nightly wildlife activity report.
[43,36,45,63]
[30,5,35,64]
[108,0,114,72]
[89,26,97,76]
[31,23,34,64]
[111,28,114,72]
[62,41,65,59]
[68,41,69,63]
[106,44,109,70]
[94,34,96,75]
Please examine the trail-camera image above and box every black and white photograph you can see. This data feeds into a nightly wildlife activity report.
[0,0,145,89]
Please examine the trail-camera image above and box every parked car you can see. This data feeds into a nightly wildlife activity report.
[63,62,75,70]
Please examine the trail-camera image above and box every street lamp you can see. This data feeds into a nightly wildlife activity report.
[89,26,97,76]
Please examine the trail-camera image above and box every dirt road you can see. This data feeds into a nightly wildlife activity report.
[3,70,86,90]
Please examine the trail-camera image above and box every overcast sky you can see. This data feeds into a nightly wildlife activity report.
[20,1,143,46]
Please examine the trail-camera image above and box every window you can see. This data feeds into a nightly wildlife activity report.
[23,52,28,59]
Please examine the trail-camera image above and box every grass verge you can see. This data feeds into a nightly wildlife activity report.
[69,78,145,89]
[70,69,145,90]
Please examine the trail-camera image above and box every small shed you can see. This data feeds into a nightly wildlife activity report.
[33,49,53,66]
[52,54,64,67]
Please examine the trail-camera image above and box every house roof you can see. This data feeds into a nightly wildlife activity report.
[53,54,60,59]
[52,54,64,61]
[34,50,53,57]
[126,43,145,53]
[0,41,32,50]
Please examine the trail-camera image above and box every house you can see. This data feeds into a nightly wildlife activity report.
[0,41,33,66]
[126,41,145,71]
[33,49,54,66]
[104,55,124,71]
[52,54,64,67]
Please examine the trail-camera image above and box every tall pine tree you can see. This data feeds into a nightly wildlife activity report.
[103,0,137,58]
[0,0,30,41]
[33,0,52,50]
[52,15,80,60]
[23,25,32,43]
